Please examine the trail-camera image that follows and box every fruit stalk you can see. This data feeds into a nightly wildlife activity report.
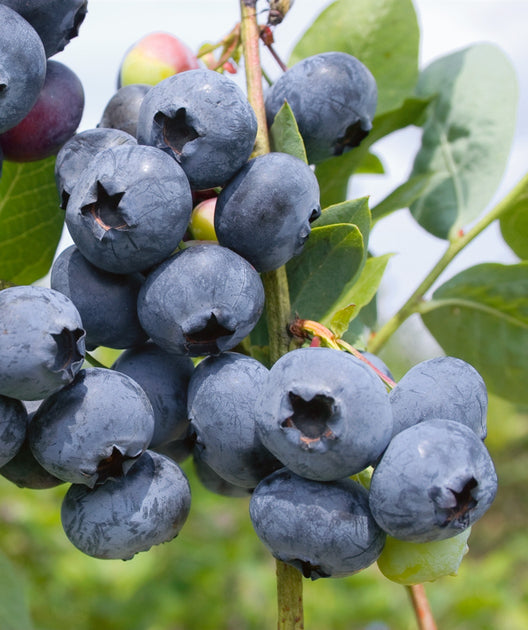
[406,584,438,630]
[239,1,302,628]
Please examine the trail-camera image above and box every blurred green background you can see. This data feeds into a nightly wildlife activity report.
[1,342,526,630]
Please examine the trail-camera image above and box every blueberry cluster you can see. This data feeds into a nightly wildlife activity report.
[0,40,497,581]
[0,1,87,163]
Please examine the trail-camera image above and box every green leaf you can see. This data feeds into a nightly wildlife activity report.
[421,262,528,405]
[268,101,308,163]
[410,43,518,239]
[0,551,36,630]
[323,253,393,332]
[287,223,365,322]
[355,151,385,175]
[313,197,371,243]
[499,179,528,259]
[315,96,432,208]
[291,0,420,117]
[371,173,435,224]
[0,157,63,284]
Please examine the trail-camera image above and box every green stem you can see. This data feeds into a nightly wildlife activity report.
[367,173,528,355]
[239,3,302,629]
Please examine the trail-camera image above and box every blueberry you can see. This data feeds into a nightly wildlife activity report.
[214,152,321,272]
[192,446,252,498]
[359,351,394,381]
[50,244,148,351]
[28,367,155,487]
[265,52,377,164]
[98,83,151,138]
[249,468,386,579]
[1,0,88,58]
[188,352,282,488]
[255,347,393,481]
[61,450,191,560]
[0,5,46,134]
[65,143,193,274]
[0,395,27,467]
[136,68,258,189]
[154,425,195,464]
[0,285,86,401]
[0,59,85,162]
[389,356,488,439]
[368,419,498,542]
[112,341,194,448]
[55,127,137,210]
[137,243,265,357]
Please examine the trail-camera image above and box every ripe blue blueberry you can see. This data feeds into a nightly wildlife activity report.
[369,419,498,543]
[0,285,85,401]
[137,243,265,356]
[0,5,47,134]
[65,142,192,274]
[28,367,155,487]
[0,395,27,467]
[98,83,151,138]
[55,127,137,210]
[265,52,377,164]
[214,152,321,272]
[250,468,386,579]
[389,356,488,439]
[112,341,194,448]
[192,446,252,498]
[136,68,258,189]
[61,450,191,560]
[188,352,282,488]
[255,347,393,481]
[50,244,148,351]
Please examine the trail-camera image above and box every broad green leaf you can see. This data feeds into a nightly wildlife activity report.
[0,552,35,630]
[371,173,434,224]
[499,176,528,259]
[421,262,528,405]
[410,43,518,239]
[315,96,432,208]
[0,157,63,284]
[355,151,385,175]
[287,223,364,322]
[269,101,308,163]
[291,0,420,116]
[324,253,392,332]
[313,197,371,244]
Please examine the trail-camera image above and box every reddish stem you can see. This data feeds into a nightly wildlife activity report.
[407,584,438,630]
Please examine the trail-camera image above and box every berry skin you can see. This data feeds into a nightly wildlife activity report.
[98,83,151,138]
[0,5,46,134]
[265,52,377,164]
[255,347,393,481]
[0,285,85,401]
[137,68,258,190]
[369,419,498,543]
[55,127,137,210]
[250,468,386,579]
[188,352,282,488]
[389,356,488,440]
[214,152,321,272]
[137,243,265,357]
[28,368,155,488]
[64,143,192,274]
[112,341,194,448]
[377,528,471,585]
[61,450,191,560]
[192,446,252,498]
[0,395,27,467]
[118,32,200,88]
[0,0,88,58]
[50,244,148,351]
[0,60,85,162]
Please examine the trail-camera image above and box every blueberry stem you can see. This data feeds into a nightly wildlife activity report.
[367,172,528,355]
[240,2,302,628]
[406,584,438,630]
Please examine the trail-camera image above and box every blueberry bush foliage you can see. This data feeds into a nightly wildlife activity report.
[0,1,527,629]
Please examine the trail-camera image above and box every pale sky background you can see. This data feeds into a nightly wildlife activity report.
[52,0,528,352]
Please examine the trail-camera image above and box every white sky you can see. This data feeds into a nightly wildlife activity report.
[53,0,528,331]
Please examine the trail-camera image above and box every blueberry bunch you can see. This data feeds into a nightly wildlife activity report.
[0,1,87,164]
